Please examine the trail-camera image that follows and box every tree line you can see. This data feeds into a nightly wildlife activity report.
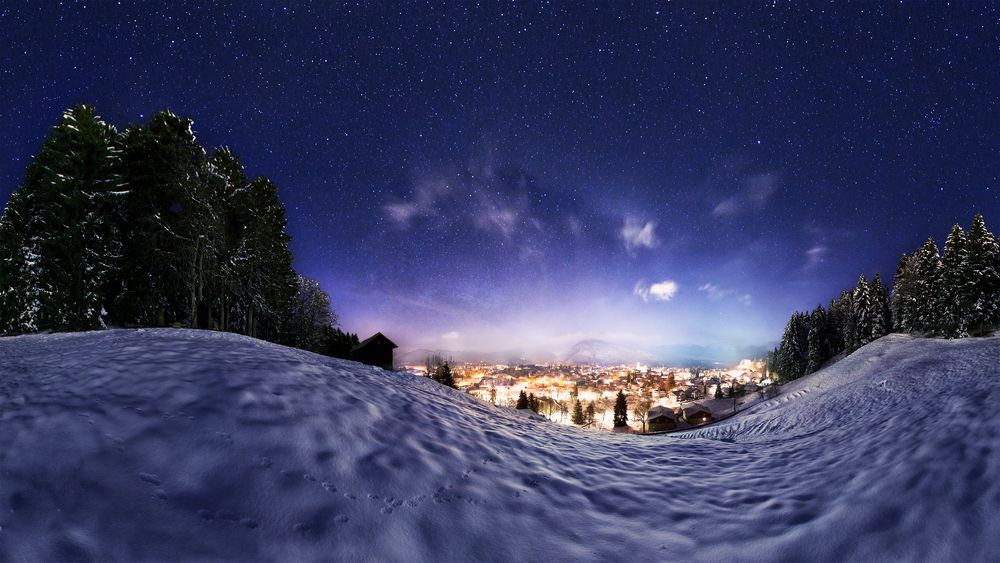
[770,213,999,382]
[0,105,357,357]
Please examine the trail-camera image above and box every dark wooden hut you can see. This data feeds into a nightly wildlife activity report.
[351,332,397,370]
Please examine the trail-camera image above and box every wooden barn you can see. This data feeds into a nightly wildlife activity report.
[351,332,397,370]
[647,405,677,432]
[681,402,714,426]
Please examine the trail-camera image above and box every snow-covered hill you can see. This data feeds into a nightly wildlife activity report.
[1,330,998,562]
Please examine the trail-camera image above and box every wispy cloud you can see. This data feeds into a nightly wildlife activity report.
[620,217,659,254]
[712,172,780,218]
[441,331,460,340]
[382,158,540,244]
[698,282,752,306]
[805,245,829,269]
[634,279,678,302]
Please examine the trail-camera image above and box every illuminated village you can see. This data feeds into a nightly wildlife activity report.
[402,358,772,433]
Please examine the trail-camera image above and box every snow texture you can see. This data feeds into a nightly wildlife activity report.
[0,329,998,561]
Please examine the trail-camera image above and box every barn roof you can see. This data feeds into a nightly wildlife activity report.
[647,405,676,420]
[681,402,712,417]
[352,332,398,351]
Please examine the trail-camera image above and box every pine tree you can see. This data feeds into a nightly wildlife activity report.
[118,111,209,327]
[842,290,861,352]
[806,305,828,373]
[714,383,724,399]
[891,253,918,333]
[436,362,456,389]
[572,400,585,425]
[515,390,529,410]
[826,297,845,354]
[911,237,943,334]
[585,402,596,426]
[777,312,810,380]
[284,276,336,351]
[612,390,628,427]
[940,224,974,337]
[853,274,875,348]
[0,105,124,333]
[965,213,1000,335]
[869,273,892,341]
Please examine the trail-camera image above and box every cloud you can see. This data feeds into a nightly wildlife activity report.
[712,198,740,217]
[805,245,829,269]
[382,156,554,248]
[441,331,460,340]
[473,205,519,238]
[384,202,421,225]
[712,172,780,218]
[620,218,659,254]
[698,282,752,306]
[698,283,733,301]
[634,279,678,302]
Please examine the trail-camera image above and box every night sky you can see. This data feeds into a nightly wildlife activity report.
[2,2,999,355]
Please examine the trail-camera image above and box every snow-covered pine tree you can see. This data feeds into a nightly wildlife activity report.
[910,238,943,335]
[777,311,810,380]
[966,213,1000,336]
[205,147,247,332]
[0,190,41,334]
[891,253,917,333]
[0,105,123,333]
[572,400,585,425]
[826,295,846,354]
[841,290,859,352]
[238,177,296,340]
[853,274,876,348]
[869,273,892,340]
[118,112,208,326]
[939,225,972,338]
[806,305,827,373]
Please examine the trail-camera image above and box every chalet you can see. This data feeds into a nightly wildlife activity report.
[681,402,714,426]
[647,405,677,432]
[351,332,397,370]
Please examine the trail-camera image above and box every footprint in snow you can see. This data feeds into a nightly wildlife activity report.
[240,518,259,529]
[138,472,162,486]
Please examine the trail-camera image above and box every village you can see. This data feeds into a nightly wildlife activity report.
[400,355,773,433]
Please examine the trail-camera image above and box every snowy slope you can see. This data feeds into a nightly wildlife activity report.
[0,330,998,562]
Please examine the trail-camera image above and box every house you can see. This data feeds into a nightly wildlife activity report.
[351,332,397,370]
[681,402,714,425]
[647,405,677,432]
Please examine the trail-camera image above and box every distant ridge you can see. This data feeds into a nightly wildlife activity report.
[398,339,774,367]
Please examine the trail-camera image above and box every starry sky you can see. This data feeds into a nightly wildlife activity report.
[2,2,999,356]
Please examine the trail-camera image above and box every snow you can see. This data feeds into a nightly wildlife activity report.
[0,329,998,561]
